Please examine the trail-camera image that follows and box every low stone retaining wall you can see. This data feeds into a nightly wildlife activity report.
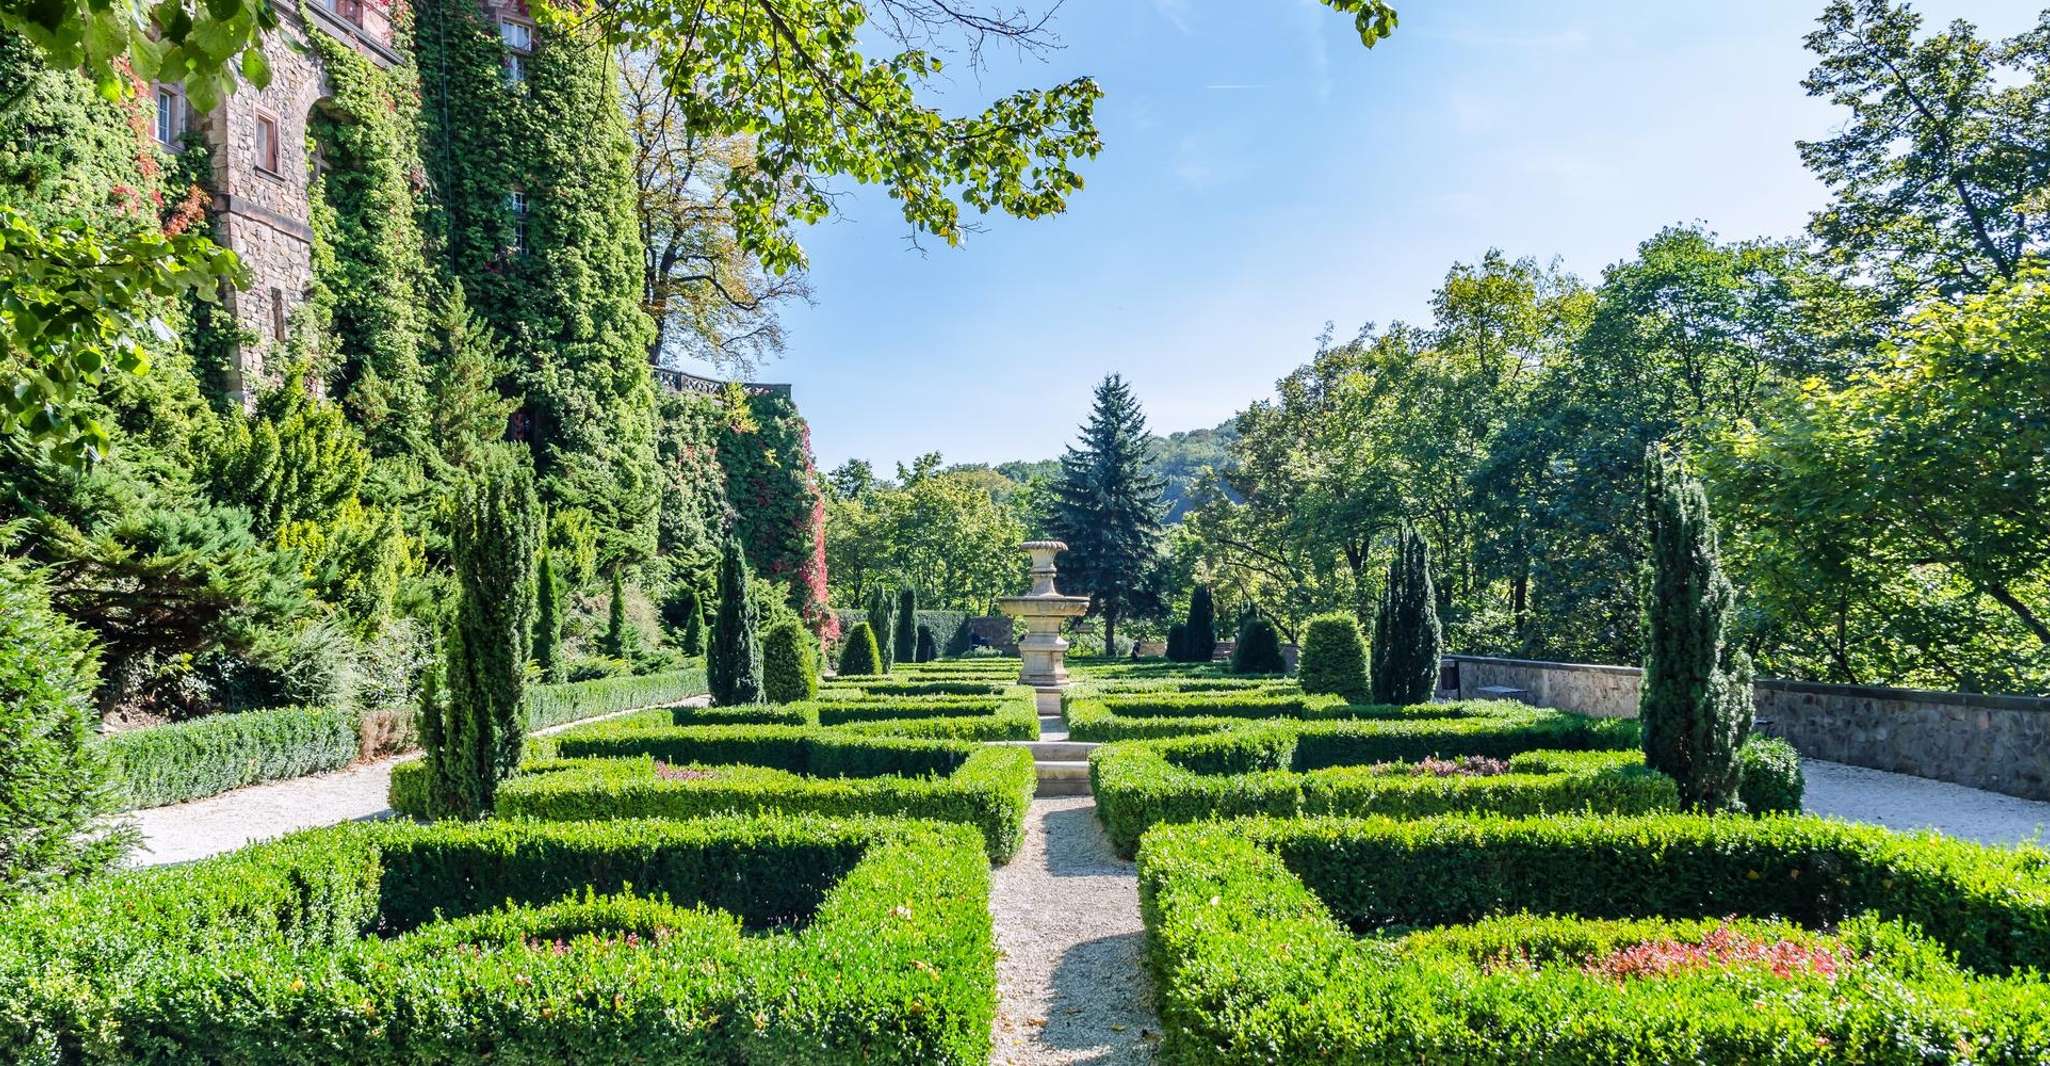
[1447,655,2050,801]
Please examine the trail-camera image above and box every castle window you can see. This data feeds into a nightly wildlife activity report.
[507,189,529,255]
[154,86,184,147]
[501,18,533,85]
[254,111,280,176]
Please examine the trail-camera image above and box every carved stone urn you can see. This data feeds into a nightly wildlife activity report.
[997,541,1091,689]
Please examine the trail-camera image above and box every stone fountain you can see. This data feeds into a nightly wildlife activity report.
[998,540,1091,692]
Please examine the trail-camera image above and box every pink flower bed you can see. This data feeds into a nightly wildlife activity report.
[1587,923,1845,981]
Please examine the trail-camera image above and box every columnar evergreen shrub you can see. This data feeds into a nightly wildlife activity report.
[762,619,820,704]
[1229,615,1286,674]
[1298,612,1369,701]
[0,552,129,897]
[533,547,564,683]
[1370,527,1443,705]
[422,457,545,815]
[1165,623,1188,662]
[864,585,897,672]
[423,456,542,818]
[709,536,765,705]
[838,621,884,677]
[681,589,707,658]
[1640,447,1752,812]
[1737,735,1805,815]
[893,586,919,665]
[916,624,938,663]
[602,564,639,662]
[1184,586,1217,663]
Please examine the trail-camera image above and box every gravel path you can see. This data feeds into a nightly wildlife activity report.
[990,796,1159,1066]
[1802,758,2050,847]
[123,699,706,868]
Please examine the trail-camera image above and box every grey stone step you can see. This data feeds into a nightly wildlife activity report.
[994,740,1098,761]
[1034,760,1093,797]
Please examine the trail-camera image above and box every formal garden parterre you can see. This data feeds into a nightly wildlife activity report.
[0,815,997,1064]
[1138,814,2050,1063]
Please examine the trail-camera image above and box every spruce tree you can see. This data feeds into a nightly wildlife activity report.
[1184,585,1217,663]
[425,455,541,817]
[837,621,884,676]
[1048,375,1168,654]
[863,584,896,673]
[708,535,764,705]
[1370,527,1443,705]
[1640,447,1752,812]
[893,586,919,665]
[533,546,564,683]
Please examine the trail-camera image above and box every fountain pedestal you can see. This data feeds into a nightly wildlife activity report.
[998,541,1091,691]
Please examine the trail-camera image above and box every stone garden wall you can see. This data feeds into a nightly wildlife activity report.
[1447,655,2050,801]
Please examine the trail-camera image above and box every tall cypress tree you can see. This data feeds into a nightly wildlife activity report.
[603,563,639,662]
[1640,447,1752,812]
[424,454,540,817]
[1370,527,1443,705]
[708,535,764,705]
[864,584,896,673]
[893,586,919,665]
[1184,585,1217,663]
[680,588,707,658]
[1049,375,1167,655]
[533,545,563,682]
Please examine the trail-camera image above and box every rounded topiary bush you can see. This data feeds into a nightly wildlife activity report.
[1736,735,1804,815]
[0,554,127,900]
[837,622,884,677]
[1298,612,1368,701]
[762,620,820,703]
[1229,616,1287,675]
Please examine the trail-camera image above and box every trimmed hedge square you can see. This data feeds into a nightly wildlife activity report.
[1138,814,2050,1064]
[666,685,1041,741]
[0,815,995,1063]
[394,725,1036,862]
[1092,727,1672,854]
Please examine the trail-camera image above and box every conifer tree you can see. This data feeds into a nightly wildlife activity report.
[915,624,938,663]
[1370,527,1443,705]
[533,545,564,682]
[1640,447,1752,812]
[1229,614,1286,674]
[425,282,516,475]
[863,583,896,672]
[1165,622,1188,662]
[1184,585,1217,663]
[1049,374,1167,654]
[1299,612,1369,702]
[893,586,919,665]
[762,618,820,702]
[603,564,639,662]
[424,454,541,817]
[708,535,764,704]
[682,591,707,658]
[837,621,883,676]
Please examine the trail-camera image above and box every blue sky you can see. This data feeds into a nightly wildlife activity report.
[669,0,2044,473]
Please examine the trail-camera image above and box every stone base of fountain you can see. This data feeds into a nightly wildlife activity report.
[999,541,1091,696]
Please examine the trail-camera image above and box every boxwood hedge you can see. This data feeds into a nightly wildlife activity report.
[394,726,1036,862]
[102,668,709,811]
[1067,689,1630,744]
[1138,814,2050,1064]
[0,815,994,1064]
[661,686,1040,741]
[1093,733,1673,855]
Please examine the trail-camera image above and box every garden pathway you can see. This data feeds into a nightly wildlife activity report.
[990,795,1159,1066]
[122,697,709,868]
[1802,758,2050,847]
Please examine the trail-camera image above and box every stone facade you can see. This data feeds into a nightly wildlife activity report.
[1448,654,2050,801]
[162,0,400,406]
